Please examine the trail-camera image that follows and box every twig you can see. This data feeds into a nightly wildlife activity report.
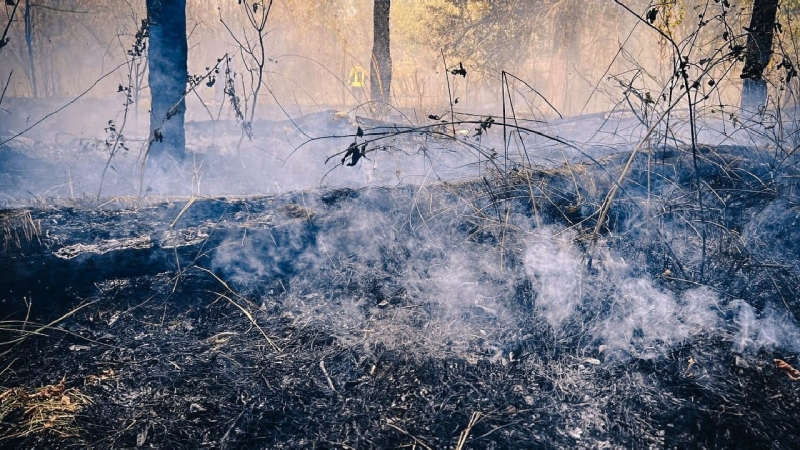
[0,69,12,106]
[500,206,510,271]
[0,59,133,147]
[0,300,99,354]
[587,89,688,270]
[212,291,280,353]
[385,421,433,450]
[319,360,337,394]
[197,266,281,352]
[441,49,457,137]
[170,195,197,228]
[455,411,483,450]
[219,408,247,446]
[503,71,562,119]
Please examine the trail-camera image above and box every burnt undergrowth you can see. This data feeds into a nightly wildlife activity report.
[1,143,799,449]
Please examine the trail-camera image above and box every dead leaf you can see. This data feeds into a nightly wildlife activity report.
[774,359,800,381]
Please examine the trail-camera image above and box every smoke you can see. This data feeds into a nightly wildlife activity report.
[522,230,800,361]
[205,184,800,364]
[732,301,800,355]
[522,228,724,359]
[523,229,584,329]
[592,281,721,359]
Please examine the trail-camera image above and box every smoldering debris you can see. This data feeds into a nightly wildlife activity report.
[1,145,799,449]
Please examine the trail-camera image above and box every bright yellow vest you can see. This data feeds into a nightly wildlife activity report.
[349,66,367,88]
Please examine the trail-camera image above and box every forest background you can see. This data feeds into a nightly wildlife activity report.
[3,0,798,124]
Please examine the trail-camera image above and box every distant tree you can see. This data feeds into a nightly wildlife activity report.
[370,0,392,105]
[741,0,779,111]
[0,1,20,57]
[0,0,21,105]
[146,0,187,161]
[549,0,583,114]
[21,1,97,98]
[23,0,37,98]
[415,1,542,76]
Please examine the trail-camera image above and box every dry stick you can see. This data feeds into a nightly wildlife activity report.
[501,71,576,233]
[192,89,215,122]
[500,206,510,271]
[197,266,281,352]
[99,56,142,200]
[502,71,508,173]
[499,72,547,231]
[0,357,17,379]
[482,177,503,223]
[679,75,706,281]
[0,300,99,353]
[385,422,433,450]
[579,21,639,116]
[22,295,32,332]
[587,91,688,270]
[313,119,591,173]
[441,49,457,138]
[0,70,12,106]
[455,411,483,450]
[169,195,197,228]
[319,360,337,394]
[504,71,562,119]
[213,291,280,353]
[219,408,247,445]
[0,59,131,147]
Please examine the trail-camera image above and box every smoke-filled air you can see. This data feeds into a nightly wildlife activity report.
[1,0,799,448]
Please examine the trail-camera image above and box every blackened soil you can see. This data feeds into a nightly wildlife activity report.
[2,146,800,449]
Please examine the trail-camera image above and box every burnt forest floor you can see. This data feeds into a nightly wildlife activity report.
[1,144,800,449]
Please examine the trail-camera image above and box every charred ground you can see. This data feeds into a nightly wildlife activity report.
[1,144,799,449]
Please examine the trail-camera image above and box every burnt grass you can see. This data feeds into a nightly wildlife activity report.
[1,145,800,449]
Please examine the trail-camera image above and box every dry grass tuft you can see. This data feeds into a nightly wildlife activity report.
[0,379,91,439]
[0,210,41,252]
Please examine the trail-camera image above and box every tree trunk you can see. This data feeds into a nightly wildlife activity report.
[370,0,392,106]
[146,0,187,161]
[548,0,581,116]
[740,0,779,111]
[24,0,37,98]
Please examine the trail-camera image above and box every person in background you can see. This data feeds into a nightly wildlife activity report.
[348,65,368,104]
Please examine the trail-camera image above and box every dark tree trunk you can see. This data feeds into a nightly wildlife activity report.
[740,0,779,111]
[24,0,37,98]
[370,0,392,105]
[146,0,187,161]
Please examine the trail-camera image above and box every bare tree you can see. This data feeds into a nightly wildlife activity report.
[0,0,21,106]
[219,0,273,146]
[22,0,38,97]
[741,0,779,111]
[370,0,392,106]
[548,0,583,115]
[146,0,187,161]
